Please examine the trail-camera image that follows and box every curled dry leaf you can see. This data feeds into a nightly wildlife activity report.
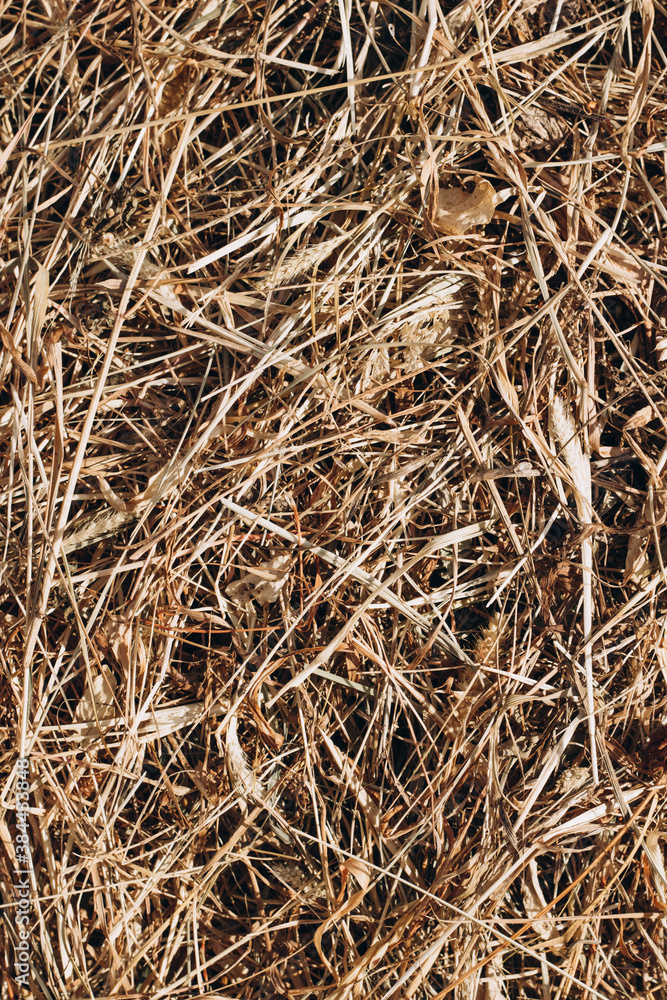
[100,615,146,674]
[433,177,496,235]
[343,856,371,892]
[656,335,667,364]
[225,714,291,844]
[623,404,654,430]
[96,475,128,512]
[226,713,265,810]
[226,553,291,606]
[522,859,555,941]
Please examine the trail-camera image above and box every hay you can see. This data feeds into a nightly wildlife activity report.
[1,0,667,997]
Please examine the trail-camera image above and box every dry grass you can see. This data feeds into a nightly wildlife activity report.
[1,0,667,997]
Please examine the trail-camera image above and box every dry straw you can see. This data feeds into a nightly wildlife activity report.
[1,0,667,997]
[549,393,597,785]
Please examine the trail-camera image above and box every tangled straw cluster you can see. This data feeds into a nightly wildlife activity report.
[1,1,667,998]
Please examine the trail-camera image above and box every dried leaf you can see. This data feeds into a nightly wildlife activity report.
[226,714,265,810]
[101,616,146,674]
[226,553,291,606]
[343,856,371,891]
[433,178,495,235]
[247,684,284,750]
[624,530,652,585]
[514,105,568,150]
[0,321,40,386]
[96,475,128,512]
[623,404,654,431]
[522,859,554,940]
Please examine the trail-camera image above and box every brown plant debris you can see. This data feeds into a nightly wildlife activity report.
[1,0,667,998]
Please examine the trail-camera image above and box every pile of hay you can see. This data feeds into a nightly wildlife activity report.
[1,0,666,997]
